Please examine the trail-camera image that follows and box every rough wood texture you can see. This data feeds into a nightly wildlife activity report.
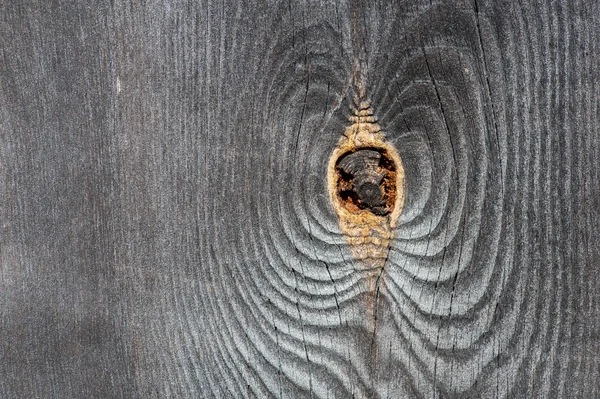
[1,1,599,398]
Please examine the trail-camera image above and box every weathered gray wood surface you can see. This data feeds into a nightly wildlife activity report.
[1,1,599,397]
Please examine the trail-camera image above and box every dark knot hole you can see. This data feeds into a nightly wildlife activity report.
[335,147,397,216]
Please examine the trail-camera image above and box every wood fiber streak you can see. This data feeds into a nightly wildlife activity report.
[1,0,599,398]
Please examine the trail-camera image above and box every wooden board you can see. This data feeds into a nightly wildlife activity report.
[1,0,599,397]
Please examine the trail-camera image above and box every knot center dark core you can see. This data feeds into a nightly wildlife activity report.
[335,147,397,216]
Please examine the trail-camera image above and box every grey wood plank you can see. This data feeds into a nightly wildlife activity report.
[0,2,135,398]
[1,0,599,398]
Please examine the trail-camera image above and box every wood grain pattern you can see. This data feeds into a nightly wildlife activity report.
[1,0,599,398]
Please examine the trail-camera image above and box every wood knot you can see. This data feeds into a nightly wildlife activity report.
[335,148,397,216]
[327,104,404,268]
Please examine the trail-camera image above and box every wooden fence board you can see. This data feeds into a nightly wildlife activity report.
[1,1,599,397]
